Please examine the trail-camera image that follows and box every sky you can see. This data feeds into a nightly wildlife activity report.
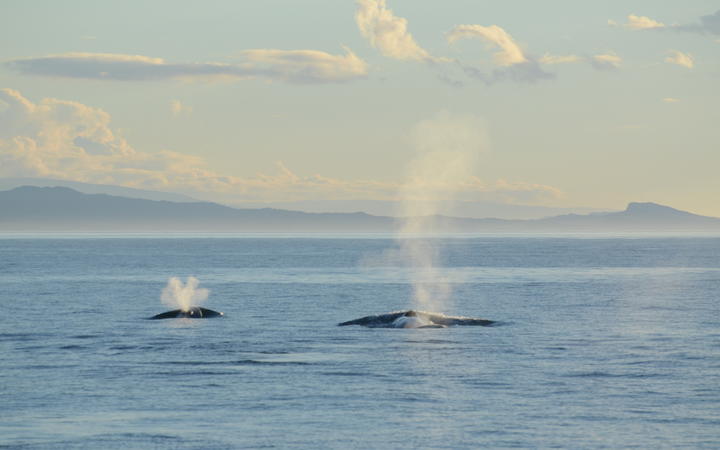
[1,0,719,216]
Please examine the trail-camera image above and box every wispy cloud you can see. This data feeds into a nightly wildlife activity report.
[662,97,680,103]
[355,0,435,62]
[446,24,553,84]
[0,89,562,205]
[590,52,622,71]
[539,53,631,73]
[238,47,369,83]
[538,54,582,65]
[5,49,368,84]
[664,50,694,68]
[446,24,527,66]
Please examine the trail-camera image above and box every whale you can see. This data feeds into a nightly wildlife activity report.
[338,310,494,328]
[148,306,224,320]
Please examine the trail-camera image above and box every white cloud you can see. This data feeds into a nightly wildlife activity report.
[664,50,694,68]
[539,53,582,65]
[590,53,622,70]
[170,100,192,117]
[620,14,666,30]
[5,49,368,84]
[446,24,527,66]
[0,89,562,205]
[0,88,132,159]
[355,0,434,62]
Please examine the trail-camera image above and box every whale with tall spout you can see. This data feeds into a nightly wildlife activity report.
[338,310,494,328]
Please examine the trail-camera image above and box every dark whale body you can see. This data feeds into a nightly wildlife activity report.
[338,310,494,328]
[148,307,224,320]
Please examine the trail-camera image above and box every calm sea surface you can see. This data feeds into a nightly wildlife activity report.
[1,235,719,448]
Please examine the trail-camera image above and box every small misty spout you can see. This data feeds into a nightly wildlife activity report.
[149,276,223,320]
[160,276,209,312]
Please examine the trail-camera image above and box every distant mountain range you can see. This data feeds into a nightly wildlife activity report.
[0,177,197,203]
[0,186,390,232]
[0,177,603,219]
[1,186,719,232]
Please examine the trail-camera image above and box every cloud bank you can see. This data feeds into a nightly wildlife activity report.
[5,49,368,84]
[0,89,562,204]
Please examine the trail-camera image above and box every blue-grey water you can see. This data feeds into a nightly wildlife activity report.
[1,235,719,449]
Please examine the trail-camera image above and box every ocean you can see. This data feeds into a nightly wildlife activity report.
[1,235,719,448]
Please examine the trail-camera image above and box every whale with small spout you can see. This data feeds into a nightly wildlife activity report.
[148,306,224,320]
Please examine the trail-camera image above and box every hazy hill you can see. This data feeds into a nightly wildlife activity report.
[528,202,720,231]
[0,186,392,231]
[1,186,719,232]
[0,177,196,203]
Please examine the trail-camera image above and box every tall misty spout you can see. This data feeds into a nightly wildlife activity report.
[397,111,488,312]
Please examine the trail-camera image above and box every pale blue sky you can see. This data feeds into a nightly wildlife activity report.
[1,1,718,215]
